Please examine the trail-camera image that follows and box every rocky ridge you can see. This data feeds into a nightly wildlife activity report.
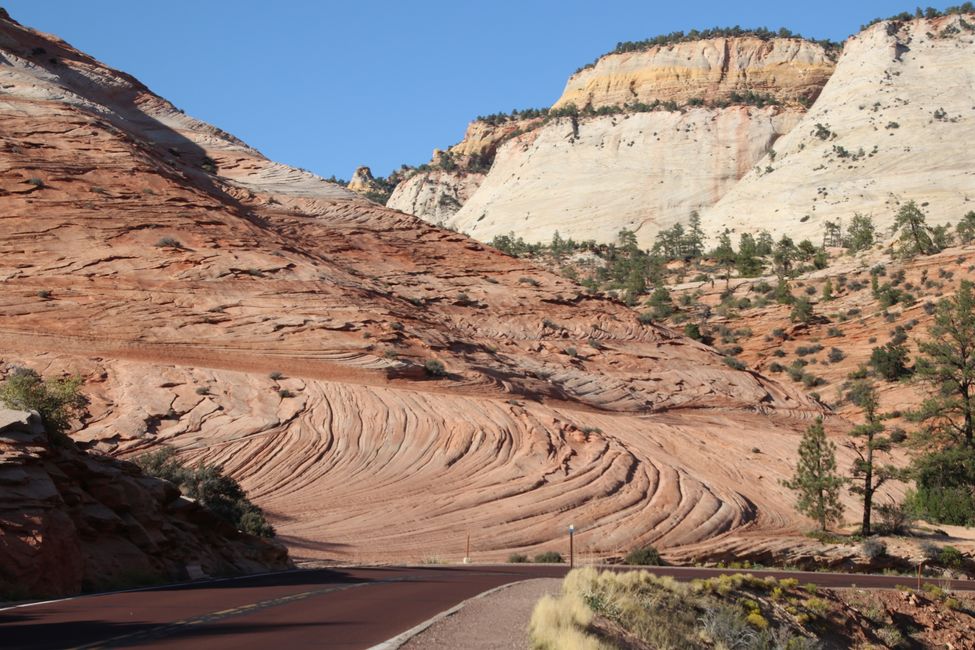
[553,35,837,109]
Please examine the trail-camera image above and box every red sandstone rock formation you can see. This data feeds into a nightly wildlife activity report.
[0,10,861,576]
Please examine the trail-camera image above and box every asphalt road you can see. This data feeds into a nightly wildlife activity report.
[2,564,973,650]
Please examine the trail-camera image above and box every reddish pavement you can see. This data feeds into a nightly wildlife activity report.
[2,564,973,649]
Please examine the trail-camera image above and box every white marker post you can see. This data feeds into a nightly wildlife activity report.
[568,524,575,569]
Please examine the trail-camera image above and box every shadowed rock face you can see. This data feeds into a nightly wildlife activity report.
[0,13,854,569]
[0,410,291,599]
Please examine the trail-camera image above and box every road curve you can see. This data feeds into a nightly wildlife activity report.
[2,565,972,650]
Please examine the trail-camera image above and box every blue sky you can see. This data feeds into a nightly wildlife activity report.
[4,1,944,179]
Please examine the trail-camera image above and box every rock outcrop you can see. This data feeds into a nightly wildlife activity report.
[554,36,837,109]
[702,15,975,240]
[393,36,836,245]
[0,410,290,599]
[0,10,860,571]
[385,168,485,226]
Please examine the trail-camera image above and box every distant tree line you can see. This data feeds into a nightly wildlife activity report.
[575,26,841,74]
[861,3,975,30]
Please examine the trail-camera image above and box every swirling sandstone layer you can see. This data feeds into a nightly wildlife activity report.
[0,12,855,570]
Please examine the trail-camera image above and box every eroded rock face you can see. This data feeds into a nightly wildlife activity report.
[554,37,837,109]
[448,106,802,246]
[0,410,290,599]
[0,12,857,567]
[398,36,835,244]
[701,16,975,240]
[386,169,485,225]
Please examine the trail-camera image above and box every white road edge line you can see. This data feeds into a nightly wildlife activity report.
[367,580,527,650]
[0,568,302,613]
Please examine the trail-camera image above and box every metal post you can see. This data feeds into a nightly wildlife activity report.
[568,524,575,569]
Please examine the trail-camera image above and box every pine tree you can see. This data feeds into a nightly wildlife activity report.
[893,200,935,258]
[736,233,764,277]
[845,380,905,536]
[914,280,975,447]
[685,211,706,259]
[782,417,845,531]
[846,214,875,252]
[713,230,736,288]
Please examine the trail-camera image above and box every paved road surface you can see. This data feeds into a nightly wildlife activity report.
[2,565,972,649]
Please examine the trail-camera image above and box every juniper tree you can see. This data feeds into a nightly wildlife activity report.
[782,417,845,531]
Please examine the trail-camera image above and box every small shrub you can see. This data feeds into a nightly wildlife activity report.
[424,359,446,377]
[156,236,183,249]
[876,626,904,647]
[624,546,662,566]
[26,177,44,187]
[723,356,747,371]
[938,545,965,569]
[508,553,529,563]
[0,368,87,443]
[269,371,284,380]
[135,447,275,537]
[278,389,295,398]
[861,538,887,560]
[37,290,52,299]
[827,347,846,363]
[533,551,564,563]
[195,386,210,396]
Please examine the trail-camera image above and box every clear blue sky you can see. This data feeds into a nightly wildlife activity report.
[4,1,944,179]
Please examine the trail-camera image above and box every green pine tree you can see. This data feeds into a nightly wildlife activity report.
[782,417,845,531]
[845,380,905,536]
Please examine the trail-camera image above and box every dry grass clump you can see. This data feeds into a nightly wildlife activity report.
[530,568,823,649]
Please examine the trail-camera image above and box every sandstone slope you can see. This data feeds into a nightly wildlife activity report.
[0,11,859,570]
[702,15,975,240]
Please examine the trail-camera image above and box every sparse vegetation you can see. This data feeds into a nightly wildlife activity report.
[135,446,275,537]
[0,368,87,444]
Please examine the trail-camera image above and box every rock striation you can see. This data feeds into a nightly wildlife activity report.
[553,36,837,109]
[0,10,862,574]
[0,410,290,599]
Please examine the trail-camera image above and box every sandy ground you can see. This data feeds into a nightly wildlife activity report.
[400,578,562,650]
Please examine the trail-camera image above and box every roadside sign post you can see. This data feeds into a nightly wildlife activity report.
[568,524,575,569]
